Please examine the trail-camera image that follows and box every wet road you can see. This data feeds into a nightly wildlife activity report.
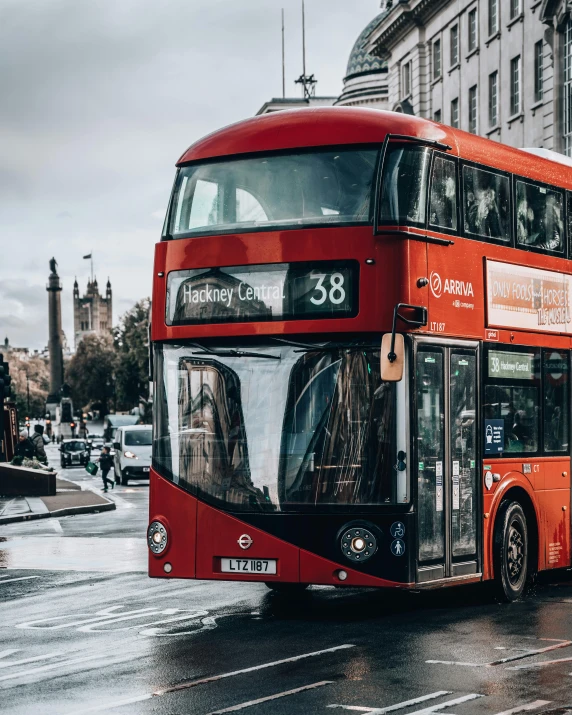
[2,446,572,714]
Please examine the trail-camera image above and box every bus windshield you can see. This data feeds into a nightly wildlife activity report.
[168,149,379,237]
[153,342,400,511]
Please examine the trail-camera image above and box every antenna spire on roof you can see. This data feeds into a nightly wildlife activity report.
[294,0,317,99]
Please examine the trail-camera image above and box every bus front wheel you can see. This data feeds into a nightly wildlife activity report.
[493,501,529,602]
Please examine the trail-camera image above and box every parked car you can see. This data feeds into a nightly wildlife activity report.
[60,439,91,468]
[88,434,105,451]
[113,425,151,485]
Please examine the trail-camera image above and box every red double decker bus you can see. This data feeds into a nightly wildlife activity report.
[148,108,572,602]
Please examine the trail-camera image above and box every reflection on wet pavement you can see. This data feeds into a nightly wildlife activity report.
[0,537,146,571]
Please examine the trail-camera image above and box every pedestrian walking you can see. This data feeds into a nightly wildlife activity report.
[30,424,48,465]
[15,430,36,459]
[98,446,115,491]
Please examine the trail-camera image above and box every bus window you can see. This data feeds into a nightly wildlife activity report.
[567,192,572,257]
[484,347,540,455]
[379,145,431,227]
[169,149,379,237]
[462,165,510,242]
[429,156,457,231]
[543,351,569,453]
[516,180,564,254]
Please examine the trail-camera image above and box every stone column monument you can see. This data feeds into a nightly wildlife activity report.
[46,258,64,411]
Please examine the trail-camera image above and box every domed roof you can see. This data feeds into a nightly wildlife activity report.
[345,11,388,80]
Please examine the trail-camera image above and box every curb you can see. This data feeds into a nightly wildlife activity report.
[0,493,116,525]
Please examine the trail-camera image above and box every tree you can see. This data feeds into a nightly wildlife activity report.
[114,298,150,412]
[65,334,116,415]
[10,354,50,419]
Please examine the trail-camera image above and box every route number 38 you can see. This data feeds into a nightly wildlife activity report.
[310,273,346,306]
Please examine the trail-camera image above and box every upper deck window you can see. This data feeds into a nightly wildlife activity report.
[462,165,510,242]
[379,145,431,227]
[515,180,564,253]
[168,149,379,238]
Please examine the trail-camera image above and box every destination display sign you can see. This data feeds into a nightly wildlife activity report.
[488,350,535,380]
[166,261,358,325]
[486,260,572,334]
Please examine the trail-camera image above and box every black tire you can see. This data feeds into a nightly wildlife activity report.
[493,501,529,602]
[120,476,128,486]
[265,583,309,593]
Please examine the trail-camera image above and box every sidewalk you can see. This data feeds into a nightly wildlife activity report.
[0,477,116,525]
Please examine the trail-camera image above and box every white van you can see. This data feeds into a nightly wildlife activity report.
[113,425,152,485]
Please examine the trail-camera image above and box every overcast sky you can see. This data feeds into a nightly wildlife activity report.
[0,0,380,351]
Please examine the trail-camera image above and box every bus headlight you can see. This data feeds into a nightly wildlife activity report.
[339,523,378,564]
[147,521,168,554]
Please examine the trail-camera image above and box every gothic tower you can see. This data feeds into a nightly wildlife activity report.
[73,276,113,349]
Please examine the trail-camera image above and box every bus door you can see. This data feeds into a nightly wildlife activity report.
[414,341,479,583]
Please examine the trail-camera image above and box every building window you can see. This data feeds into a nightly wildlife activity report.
[451,98,459,128]
[489,71,498,127]
[433,39,442,80]
[468,8,478,52]
[510,0,521,20]
[534,41,543,103]
[450,25,459,66]
[402,61,411,98]
[510,55,521,116]
[434,109,442,123]
[468,85,478,134]
[488,0,498,36]
[566,20,572,156]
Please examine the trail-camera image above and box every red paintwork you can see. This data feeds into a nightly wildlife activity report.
[150,107,572,586]
[148,470,196,578]
[150,470,408,588]
[482,457,570,578]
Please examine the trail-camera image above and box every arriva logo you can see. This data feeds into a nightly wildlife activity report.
[430,271,474,299]
[430,271,442,298]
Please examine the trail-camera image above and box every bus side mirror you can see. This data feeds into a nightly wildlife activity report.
[380,333,404,382]
[113,442,120,450]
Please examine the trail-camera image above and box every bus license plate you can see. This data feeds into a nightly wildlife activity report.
[220,558,277,575]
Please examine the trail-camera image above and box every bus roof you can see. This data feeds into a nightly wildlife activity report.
[177,108,572,191]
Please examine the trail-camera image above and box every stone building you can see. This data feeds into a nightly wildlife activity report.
[365,0,572,154]
[258,8,392,115]
[335,10,390,108]
[73,277,112,349]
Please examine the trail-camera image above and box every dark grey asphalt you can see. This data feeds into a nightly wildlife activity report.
[1,445,572,715]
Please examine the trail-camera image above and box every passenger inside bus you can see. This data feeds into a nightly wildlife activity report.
[463,166,509,240]
[516,181,563,252]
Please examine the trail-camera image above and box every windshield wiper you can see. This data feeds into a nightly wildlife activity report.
[270,337,376,352]
[191,348,281,360]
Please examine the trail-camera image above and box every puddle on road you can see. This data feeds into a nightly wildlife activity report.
[0,536,147,572]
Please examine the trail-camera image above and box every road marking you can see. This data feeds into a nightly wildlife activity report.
[0,650,19,660]
[427,638,572,668]
[204,681,333,714]
[493,701,552,715]
[0,576,40,585]
[153,644,356,695]
[328,691,453,713]
[508,656,572,670]
[0,652,62,669]
[408,694,483,714]
[50,520,63,533]
[0,652,109,683]
[64,694,153,714]
[490,640,572,665]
